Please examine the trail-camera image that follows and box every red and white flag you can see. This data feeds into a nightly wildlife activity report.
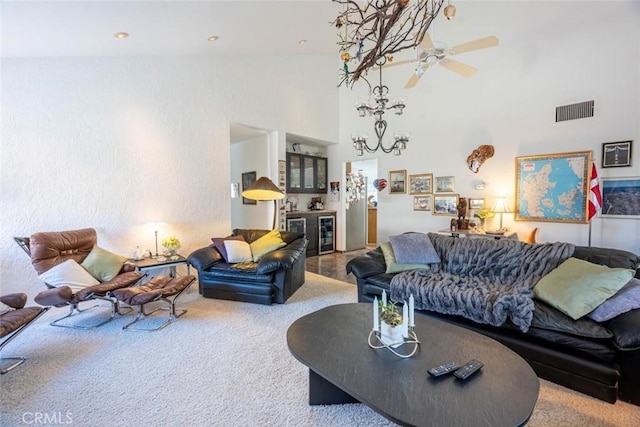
[588,162,602,221]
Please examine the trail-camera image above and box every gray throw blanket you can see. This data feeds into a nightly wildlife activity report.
[390,233,575,332]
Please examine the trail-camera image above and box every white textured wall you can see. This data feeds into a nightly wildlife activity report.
[230,133,277,230]
[1,54,338,296]
[329,1,640,254]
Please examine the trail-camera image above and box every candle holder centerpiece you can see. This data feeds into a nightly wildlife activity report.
[368,290,420,358]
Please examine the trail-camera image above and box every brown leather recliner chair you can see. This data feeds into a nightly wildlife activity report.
[1,293,49,374]
[15,228,145,330]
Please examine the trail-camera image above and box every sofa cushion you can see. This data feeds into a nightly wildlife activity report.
[606,308,640,350]
[201,263,273,283]
[250,229,286,262]
[81,245,127,282]
[212,235,246,263]
[38,259,100,292]
[389,232,440,264]
[531,300,612,339]
[588,278,640,322]
[224,240,253,263]
[0,301,14,316]
[533,257,635,320]
[379,242,430,273]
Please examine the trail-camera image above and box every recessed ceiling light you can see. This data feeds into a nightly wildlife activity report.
[298,39,307,45]
[114,32,129,39]
[208,36,219,42]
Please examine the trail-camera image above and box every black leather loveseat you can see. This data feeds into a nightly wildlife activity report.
[187,229,308,305]
[346,233,640,405]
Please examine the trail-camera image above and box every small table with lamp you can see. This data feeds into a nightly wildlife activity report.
[127,254,190,278]
[436,229,518,241]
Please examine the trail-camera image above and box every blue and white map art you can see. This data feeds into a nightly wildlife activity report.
[515,151,591,223]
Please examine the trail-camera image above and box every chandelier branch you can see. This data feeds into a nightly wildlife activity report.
[333,0,445,87]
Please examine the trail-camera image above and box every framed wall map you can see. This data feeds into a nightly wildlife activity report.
[515,151,592,223]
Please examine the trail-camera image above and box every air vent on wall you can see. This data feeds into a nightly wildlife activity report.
[556,100,594,122]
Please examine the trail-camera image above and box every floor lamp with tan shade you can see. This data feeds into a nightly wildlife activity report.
[241,176,285,229]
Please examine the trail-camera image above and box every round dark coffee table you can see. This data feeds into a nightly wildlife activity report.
[287,303,539,427]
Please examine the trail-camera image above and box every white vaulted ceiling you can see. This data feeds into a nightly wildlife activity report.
[1,0,340,58]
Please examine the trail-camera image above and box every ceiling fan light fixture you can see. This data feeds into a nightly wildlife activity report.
[444,4,456,20]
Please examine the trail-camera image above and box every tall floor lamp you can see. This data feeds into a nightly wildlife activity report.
[241,176,285,229]
[492,197,510,230]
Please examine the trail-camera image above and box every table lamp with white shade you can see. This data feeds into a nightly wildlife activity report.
[492,197,510,230]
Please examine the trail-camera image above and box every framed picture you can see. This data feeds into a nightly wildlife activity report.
[230,182,240,199]
[242,171,257,205]
[389,170,407,194]
[602,141,632,168]
[469,198,485,210]
[413,196,432,211]
[515,151,591,223]
[435,176,455,193]
[409,173,433,194]
[600,177,640,218]
[433,194,459,215]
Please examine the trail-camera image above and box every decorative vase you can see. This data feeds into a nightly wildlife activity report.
[380,322,404,348]
[163,247,176,257]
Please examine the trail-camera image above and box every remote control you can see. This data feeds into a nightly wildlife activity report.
[428,362,460,377]
[453,359,484,380]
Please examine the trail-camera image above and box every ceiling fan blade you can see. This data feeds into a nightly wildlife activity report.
[440,58,478,77]
[382,59,417,69]
[449,36,499,55]
[404,65,428,89]
[420,32,435,51]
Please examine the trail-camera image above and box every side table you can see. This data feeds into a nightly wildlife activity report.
[436,229,518,241]
[127,254,190,278]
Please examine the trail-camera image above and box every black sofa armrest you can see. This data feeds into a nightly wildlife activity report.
[607,308,640,351]
[257,237,308,274]
[346,247,386,279]
[187,245,222,271]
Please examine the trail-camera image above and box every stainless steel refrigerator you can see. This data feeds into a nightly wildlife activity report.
[345,178,367,251]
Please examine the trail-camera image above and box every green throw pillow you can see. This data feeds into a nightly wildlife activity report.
[250,229,286,262]
[533,257,635,320]
[81,245,127,282]
[379,242,430,274]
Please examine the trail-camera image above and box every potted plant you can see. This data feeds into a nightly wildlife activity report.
[379,301,404,346]
[473,208,495,231]
[161,236,181,257]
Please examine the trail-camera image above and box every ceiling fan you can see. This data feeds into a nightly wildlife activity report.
[385,33,499,88]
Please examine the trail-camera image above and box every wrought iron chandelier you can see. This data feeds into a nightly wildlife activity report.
[351,59,410,156]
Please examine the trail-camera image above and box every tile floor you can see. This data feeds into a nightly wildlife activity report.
[305,246,374,285]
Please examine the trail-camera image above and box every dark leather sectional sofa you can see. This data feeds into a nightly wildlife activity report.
[187,229,308,305]
[346,234,640,405]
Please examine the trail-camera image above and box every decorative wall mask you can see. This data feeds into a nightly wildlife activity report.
[467,145,495,173]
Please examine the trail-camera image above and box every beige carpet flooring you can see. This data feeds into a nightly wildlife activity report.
[1,272,639,426]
